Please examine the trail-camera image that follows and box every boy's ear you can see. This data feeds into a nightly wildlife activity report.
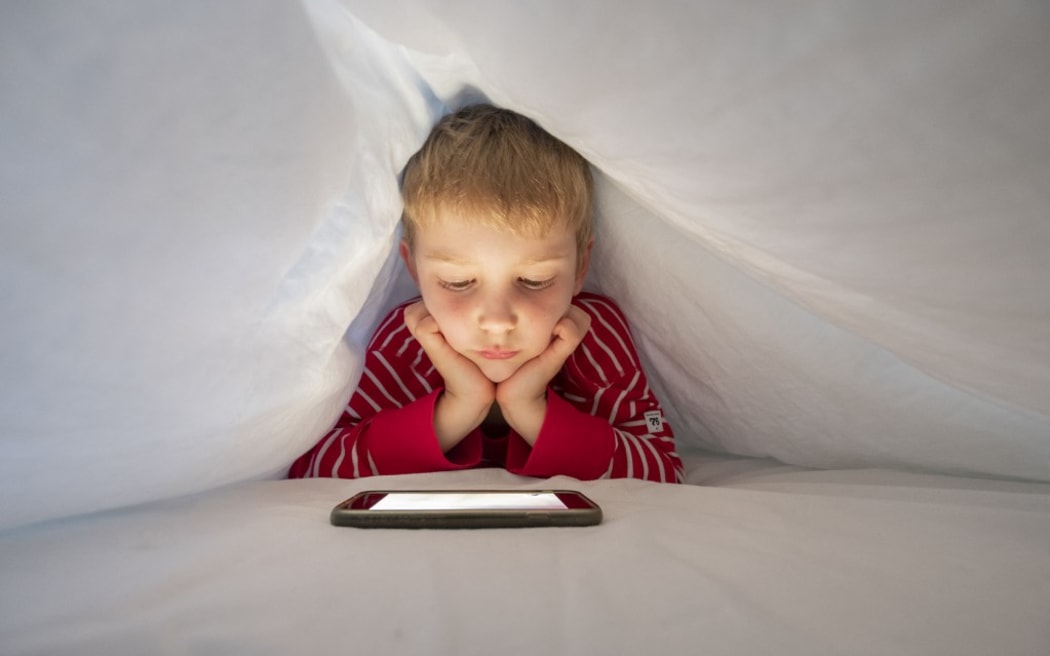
[399,240,419,283]
[573,238,595,295]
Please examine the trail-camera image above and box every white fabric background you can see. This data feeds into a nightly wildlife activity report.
[2,0,1048,530]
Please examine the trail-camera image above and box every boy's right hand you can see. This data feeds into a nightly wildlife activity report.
[403,301,494,452]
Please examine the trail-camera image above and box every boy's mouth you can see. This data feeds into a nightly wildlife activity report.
[478,348,519,360]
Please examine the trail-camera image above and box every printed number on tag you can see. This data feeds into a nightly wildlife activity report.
[644,410,664,433]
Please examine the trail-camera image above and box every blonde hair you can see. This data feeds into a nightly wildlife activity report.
[401,104,593,263]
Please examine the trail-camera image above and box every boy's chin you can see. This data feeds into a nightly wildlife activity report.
[477,361,520,384]
[482,370,515,384]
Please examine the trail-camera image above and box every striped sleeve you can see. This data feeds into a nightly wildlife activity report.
[287,301,480,479]
[517,292,683,483]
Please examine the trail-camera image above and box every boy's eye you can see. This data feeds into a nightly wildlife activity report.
[438,279,475,291]
[519,277,554,291]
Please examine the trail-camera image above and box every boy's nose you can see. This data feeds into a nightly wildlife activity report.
[477,294,516,334]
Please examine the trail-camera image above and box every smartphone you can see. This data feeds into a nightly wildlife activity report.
[330,489,603,529]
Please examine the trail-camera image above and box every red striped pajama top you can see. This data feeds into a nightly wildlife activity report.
[288,292,682,483]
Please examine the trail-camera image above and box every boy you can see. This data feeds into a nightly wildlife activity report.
[289,104,682,483]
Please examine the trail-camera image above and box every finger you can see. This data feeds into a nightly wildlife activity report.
[402,301,428,331]
[415,314,442,338]
[552,306,589,340]
[404,304,442,342]
[564,305,592,334]
[553,308,591,347]
[405,310,471,374]
[543,333,578,365]
[413,321,455,361]
[528,327,580,377]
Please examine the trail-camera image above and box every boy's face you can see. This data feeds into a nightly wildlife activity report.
[400,211,591,383]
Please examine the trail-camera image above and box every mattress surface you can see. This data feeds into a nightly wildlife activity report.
[3,457,1048,656]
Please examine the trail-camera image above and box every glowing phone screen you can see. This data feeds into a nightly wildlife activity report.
[369,492,569,511]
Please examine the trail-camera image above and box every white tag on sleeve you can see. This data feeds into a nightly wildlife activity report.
[643,410,664,433]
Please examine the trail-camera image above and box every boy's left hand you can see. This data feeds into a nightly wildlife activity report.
[496,305,591,444]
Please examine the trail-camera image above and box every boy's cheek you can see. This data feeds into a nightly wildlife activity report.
[426,312,469,352]
[417,292,451,325]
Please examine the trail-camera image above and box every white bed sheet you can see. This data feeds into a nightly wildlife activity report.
[3,459,1048,656]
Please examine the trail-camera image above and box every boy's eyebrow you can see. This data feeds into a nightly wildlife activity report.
[422,252,572,265]
[421,252,468,263]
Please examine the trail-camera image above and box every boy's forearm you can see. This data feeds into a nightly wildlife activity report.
[500,397,546,446]
[504,392,616,480]
[433,392,489,452]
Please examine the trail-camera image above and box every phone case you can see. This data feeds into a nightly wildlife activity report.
[330,489,603,529]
